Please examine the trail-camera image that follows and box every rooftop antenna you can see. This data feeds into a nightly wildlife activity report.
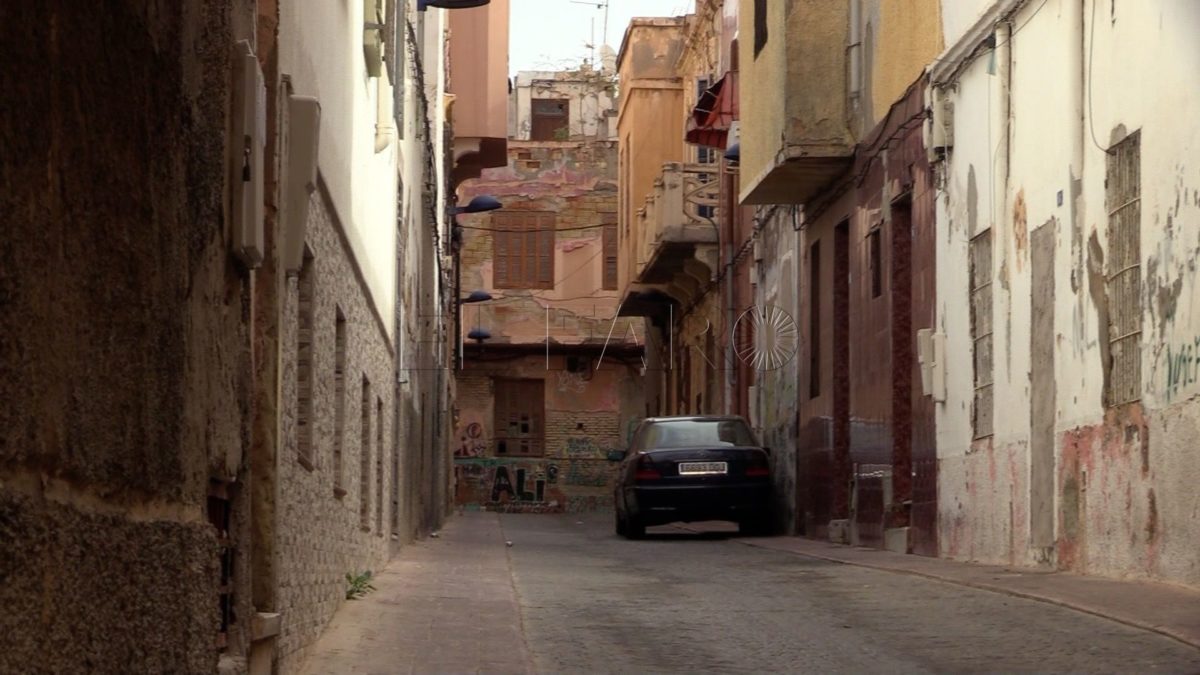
[569,0,610,56]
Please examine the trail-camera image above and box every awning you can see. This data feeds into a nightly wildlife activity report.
[685,72,738,149]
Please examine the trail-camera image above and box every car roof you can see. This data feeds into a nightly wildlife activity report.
[640,415,749,424]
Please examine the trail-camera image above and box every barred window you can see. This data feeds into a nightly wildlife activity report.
[970,229,994,438]
[1105,131,1142,406]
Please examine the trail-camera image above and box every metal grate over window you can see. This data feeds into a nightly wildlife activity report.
[970,229,994,439]
[1105,131,1142,406]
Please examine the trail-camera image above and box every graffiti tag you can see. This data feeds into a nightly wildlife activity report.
[1165,336,1200,401]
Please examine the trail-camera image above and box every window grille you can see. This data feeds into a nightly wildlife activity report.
[1105,131,1142,406]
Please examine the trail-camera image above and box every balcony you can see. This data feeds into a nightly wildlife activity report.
[448,0,510,187]
[619,163,720,316]
[737,0,853,205]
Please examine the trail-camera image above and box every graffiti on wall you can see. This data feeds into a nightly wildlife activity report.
[1164,336,1200,402]
[556,369,589,394]
[455,421,487,457]
[455,457,567,513]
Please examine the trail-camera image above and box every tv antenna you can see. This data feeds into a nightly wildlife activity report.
[569,0,610,56]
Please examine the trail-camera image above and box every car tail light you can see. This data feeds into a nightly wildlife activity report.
[745,454,770,478]
[634,454,661,481]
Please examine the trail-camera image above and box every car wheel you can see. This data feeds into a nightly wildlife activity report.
[738,518,773,537]
[614,510,627,537]
[626,516,646,540]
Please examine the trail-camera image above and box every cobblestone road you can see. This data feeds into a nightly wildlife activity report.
[501,513,1200,674]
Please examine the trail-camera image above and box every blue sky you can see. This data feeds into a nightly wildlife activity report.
[509,0,694,75]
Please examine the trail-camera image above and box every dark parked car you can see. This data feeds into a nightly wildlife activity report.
[609,416,774,539]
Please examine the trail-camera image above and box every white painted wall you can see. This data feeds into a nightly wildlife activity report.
[510,70,617,141]
[934,0,1200,585]
[280,0,400,335]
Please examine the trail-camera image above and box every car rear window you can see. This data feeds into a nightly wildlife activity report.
[640,420,756,449]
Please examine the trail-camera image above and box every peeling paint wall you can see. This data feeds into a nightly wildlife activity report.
[935,0,1200,587]
[510,68,617,142]
[453,357,643,513]
[455,81,644,513]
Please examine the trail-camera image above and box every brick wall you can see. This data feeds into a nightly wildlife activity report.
[454,356,644,513]
[275,189,397,672]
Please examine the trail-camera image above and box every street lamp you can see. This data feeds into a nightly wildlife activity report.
[418,0,490,10]
[453,195,503,369]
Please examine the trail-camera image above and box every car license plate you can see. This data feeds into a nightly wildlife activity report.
[678,461,727,475]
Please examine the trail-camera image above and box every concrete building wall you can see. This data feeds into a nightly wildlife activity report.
[934,0,1200,587]
[616,19,687,292]
[0,2,256,672]
[510,69,618,142]
[279,0,399,334]
[752,209,804,534]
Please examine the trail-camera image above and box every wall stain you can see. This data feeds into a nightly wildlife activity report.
[1086,231,1110,405]
[1012,188,1028,270]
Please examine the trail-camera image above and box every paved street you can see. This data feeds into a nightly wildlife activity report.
[302,511,1200,674]
[504,514,1200,674]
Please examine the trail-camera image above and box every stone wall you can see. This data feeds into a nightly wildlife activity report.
[0,1,255,672]
[274,188,398,672]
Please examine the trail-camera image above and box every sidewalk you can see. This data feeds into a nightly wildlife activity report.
[678,522,1200,651]
[299,512,533,675]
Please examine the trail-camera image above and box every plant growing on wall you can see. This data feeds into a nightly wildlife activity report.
[345,570,376,600]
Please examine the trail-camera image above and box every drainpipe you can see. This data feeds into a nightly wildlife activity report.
[375,77,395,153]
[997,21,1012,194]
[848,0,862,125]
[723,165,735,416]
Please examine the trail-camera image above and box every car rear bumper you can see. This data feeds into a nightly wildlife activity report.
[626,482,772,525]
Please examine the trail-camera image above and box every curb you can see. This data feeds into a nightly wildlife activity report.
[675,525,1200,652]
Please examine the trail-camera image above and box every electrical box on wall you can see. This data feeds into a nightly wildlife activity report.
[917,328,947,402]
[232,41,265,268]
[927,94,954,163]
[284,95,321,274]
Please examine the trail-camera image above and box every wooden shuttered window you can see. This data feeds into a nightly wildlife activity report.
[493,212,555,289]
[493,379,545,457]
[602,218,618,290]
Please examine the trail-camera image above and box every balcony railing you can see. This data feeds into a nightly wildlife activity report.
[631,162,720,284]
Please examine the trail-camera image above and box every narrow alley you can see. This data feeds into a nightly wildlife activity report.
[300,512,1200,674]
[3,0,1200,673]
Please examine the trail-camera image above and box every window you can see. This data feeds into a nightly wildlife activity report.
[1105,131,1142,406]
[207,482,235,651]
[753,0,768,57]
[375,397,384,536]
[333,308,347,497]
[530,99,569,141]
[493,379,545,457]
[602,219,618,290]
[809,240,821,399]
[297,248,316,470]
[360,375,372,531]
[493,212,555,289]
[695,78,715,165]
[869,227,883,298]
[636,418,757,451]
[970,229,994,438]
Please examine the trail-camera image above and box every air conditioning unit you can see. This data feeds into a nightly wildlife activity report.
[284,95,321,274]
[363,0,384,77]
[231,41,265,268]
